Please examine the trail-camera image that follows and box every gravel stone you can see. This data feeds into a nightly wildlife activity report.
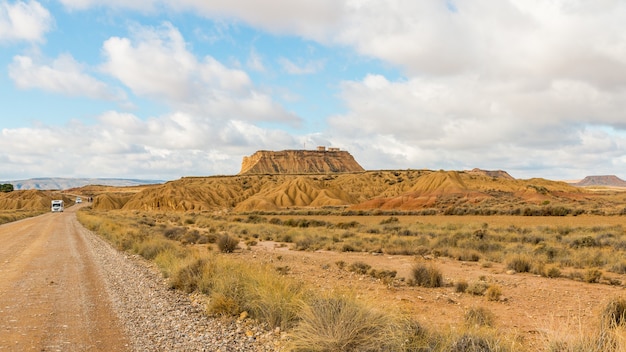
[82,227,285,351]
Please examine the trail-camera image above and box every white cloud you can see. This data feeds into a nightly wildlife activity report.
[7,0,626,180]
[8,53,126,101]
[278,57,324,75]
[246,48,265,72]
[168,0,343,39]
[58,0,156,11]
[0,110,302,180]
[101,22,300,125]
[0,0,53,42]
[327,72,626,178]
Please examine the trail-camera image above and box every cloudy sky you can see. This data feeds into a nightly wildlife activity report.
[1,0,625,181]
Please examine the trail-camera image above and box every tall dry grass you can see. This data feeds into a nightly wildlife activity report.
[0,210,45,225]
[289,293,403,352]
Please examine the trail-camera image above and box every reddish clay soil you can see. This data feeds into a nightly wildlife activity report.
[236,240,626,349]
[0,205,129,351]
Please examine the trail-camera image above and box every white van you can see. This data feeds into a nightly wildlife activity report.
[76,197,82,203]
[51,200,64,212]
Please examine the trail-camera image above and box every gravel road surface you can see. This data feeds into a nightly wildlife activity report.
[0,205,282,351]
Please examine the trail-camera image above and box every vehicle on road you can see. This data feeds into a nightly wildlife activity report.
[76,197,82,203]
[51,200,64,212]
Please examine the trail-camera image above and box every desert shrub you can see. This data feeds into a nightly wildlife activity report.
[335,221,360,229]
[584,268,602,283]
[455,280,469,293]
[290,296,400,352]
[380,216,399,225]
[546,331,620,352]
[448,333,496,352]
[466,281,489,296]
[217,234,239,253]
[609,262,626,274]
[133,237,178,260]
[349,261,372,275]
[268,217,282,225]
[163,226,186,240]
[181,229,202,244]
[410,264,443,288]
[486,285,502,301]
[601,297,626,329]
[295,237,314,251]
[543,265,562,278]
[570,236,599,248]
[169,257,210,293]
[465,306,495,328]
[341,243,357,252]
[456,250,481,262]
[335,260,346,270]
[368,269,397,281]
[401,319,434,352]
[245,268,306,329]
[507,255,532,273]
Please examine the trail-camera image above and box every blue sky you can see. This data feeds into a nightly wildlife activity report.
[1,1,626,181]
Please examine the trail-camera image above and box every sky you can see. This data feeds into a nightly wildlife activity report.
[1,0,626,182]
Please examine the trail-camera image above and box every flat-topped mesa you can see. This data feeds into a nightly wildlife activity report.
[572,175,626,187]
[239,148,365,175]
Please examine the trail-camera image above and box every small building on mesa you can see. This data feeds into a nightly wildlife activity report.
[317,146,340,152]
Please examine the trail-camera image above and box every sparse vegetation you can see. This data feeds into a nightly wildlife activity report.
[0,210,45,225]
[76,206,626,352]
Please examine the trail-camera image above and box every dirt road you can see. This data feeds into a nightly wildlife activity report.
[0,204,129,351]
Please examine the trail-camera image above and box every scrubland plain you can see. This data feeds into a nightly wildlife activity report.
[5,169,626,351]
[77,208,626,351]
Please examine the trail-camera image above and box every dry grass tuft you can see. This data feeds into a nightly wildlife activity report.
[410,263,443,288]
[290,295,401,352]
[601,297,626,330]
[465,306,496,328]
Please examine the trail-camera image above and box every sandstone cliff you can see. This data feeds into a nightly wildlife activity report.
[239,149,365,175]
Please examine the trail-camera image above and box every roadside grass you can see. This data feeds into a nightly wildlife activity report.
[78,209,626,351]
[0,210,46,225]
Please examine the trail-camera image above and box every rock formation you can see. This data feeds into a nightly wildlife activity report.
[468,168,515,180]
[239,149,364,175]
[571,175,626,187]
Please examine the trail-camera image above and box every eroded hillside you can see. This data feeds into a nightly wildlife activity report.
[77,170,626,215]
[0,190,73,211]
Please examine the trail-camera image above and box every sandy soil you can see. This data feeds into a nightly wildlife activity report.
[0,204,129,351]
[237,239,626,349]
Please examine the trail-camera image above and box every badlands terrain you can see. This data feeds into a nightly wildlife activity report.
[3,150,626,351]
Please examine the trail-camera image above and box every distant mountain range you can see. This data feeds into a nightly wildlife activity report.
[569,175,626,187]
[3,178,165,190]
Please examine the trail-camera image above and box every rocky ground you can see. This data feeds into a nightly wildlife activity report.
[0,206,284,351]
[81,215,286,352]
